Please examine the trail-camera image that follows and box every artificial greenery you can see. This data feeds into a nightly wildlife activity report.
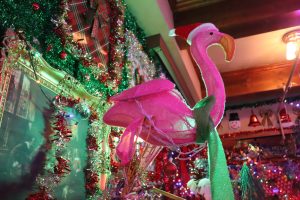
[0,0,61,43]
[0,0,126,99]
[239,163,265,200]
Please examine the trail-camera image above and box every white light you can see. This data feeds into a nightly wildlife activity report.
[286,41,298,60]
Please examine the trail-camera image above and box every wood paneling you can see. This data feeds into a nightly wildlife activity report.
[221,61,300,97]
[172,0,300,40]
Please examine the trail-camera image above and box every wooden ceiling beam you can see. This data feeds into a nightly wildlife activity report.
[173,0,300,40]
[221,61,300,97]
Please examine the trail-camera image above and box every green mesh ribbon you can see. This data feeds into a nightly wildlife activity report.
[193,96,234,200]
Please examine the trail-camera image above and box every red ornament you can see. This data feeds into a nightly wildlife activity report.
[248,110,261,127]
[46,45,52,52]
[164,161,177,176]
[279,108,292,123]
[59,51,67,59]
[32,2,40,11]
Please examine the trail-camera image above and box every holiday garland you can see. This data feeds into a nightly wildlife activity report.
[228,143,300,199]
[27,96,81,199]
[0,0,165,199]
[226,95,300,111]
[84,104,112,199]
[0,0,129,100]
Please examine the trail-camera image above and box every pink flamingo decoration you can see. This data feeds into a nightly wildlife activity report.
[103,23,235,200]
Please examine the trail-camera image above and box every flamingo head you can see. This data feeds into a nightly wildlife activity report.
[169,23,235,62]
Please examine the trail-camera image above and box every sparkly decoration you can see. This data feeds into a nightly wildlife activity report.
[84,103,111,199]
[75,101,91,119]
[54,157,71,176]
[125,31,156,85]
[27,96,84,199]
[220,126,295,139]
[0,0,166,199]
[107,0,126,93]
[228,143,300,199]
[32,2,40,11]
[226,95,300,110]
[0,0,131,100]
[27,187,53,200]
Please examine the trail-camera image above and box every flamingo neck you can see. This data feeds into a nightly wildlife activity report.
[190,43,226,126]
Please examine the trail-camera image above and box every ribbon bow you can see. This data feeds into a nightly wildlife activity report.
[90,0,109,38]
[259,109,273,127]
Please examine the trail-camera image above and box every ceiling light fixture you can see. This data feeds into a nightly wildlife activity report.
[282,29,300,60]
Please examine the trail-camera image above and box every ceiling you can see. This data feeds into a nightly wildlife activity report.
[209,26,300,73]
[126,0,300,106]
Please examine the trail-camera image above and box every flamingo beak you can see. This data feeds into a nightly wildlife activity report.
[219,33,235,62]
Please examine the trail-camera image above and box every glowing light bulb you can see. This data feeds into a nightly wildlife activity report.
[286,41,298,60]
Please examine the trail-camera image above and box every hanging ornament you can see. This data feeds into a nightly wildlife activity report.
[229,112,241,130]
[32,2,40,11]
[280,108,292,123]
[279,107,294,128]
[164,158,177,176]
[59,51,67,59]
[292,106,300,125]
[248,110,261,127]
[279,108,294,129]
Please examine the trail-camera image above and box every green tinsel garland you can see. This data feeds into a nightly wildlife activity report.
[0,0,127,99]
[0,0,61,43]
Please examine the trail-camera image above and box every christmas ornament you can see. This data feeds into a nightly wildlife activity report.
[32,2,40,11]
[59,51,67,59]
[164,158,177,176]
[279,108,293,127]
[292,106,300,125]
[229,112,241,130]
[248,110,261,127]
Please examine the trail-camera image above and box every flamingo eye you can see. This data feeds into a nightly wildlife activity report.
[210,32,213,35]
